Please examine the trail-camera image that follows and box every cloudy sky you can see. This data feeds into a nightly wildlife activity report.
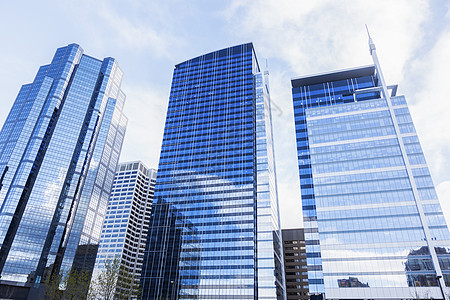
[1,0,449,228]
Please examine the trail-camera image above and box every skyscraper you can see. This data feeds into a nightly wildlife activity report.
[140,43,286,299]
[0,44,127,299]
[291,37,450,298]
[92,161,156,297]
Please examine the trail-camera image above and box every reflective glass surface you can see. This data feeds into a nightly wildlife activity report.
[0,44,126,288]
[291,66,450,298]
[140,44,285,299]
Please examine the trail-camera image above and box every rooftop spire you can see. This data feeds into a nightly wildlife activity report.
[365,26,388,99]
[365,24,376,55]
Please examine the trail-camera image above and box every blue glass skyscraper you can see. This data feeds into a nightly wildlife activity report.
[0,44,127,298]
[292,38,450,298]
[140,43,286,299]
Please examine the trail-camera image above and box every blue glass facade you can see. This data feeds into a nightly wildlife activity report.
[0,44,127,297]
[292,65,450,298]
[140,43,285,299]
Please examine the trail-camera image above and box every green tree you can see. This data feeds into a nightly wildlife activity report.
[44,272,64,300]
[91,258,118,300]
[44,268,92,299]
[64,268,92,299]
[90,257,140,300]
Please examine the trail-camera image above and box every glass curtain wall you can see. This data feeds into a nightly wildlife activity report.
[140,43,285,300]
[291,66,450,299]
[0,44,126,293]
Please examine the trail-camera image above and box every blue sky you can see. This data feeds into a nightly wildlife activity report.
[1,0,450,228]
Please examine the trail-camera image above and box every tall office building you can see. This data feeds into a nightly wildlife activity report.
[291,37,450,298]
[92,161,156,297]
[0,44,127,298]
[140,43,286,299]
[281,228,309,300]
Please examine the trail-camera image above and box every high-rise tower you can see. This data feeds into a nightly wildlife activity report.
[291,38,450,299]
[92,161,156,298]
[140,43,286,299]
[0,44,127,298]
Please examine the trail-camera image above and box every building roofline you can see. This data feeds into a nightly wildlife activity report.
[281,228,305,240]
[281,228,305,232]
[117,160,147,168]
[291,65,375,88]
[175,43,255,69]
[116,161,157,174]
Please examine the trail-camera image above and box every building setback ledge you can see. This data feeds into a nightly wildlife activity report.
[291,65,375,88]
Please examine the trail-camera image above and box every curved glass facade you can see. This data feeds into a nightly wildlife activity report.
[140,43,285,299]
[292,66,450,298]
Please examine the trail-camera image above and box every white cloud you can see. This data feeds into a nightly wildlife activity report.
[224,0,429,81]
[119,82,168,169]
[268,69,303,228]
[1,0,449,232]
[52,0,186,60]
[408,28,450,184]
[95,3,179,58]
[222,0,450,228]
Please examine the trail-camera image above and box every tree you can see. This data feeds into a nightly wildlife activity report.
[90,257,140,300]
[44,268,92,299]
[91,258,118,300]
[43,257,140,300]
[64,268,93,299]
[44,272,63,300]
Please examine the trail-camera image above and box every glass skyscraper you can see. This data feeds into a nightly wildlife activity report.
[92,161,156,297]
[0,44,127,298]
[140,43,286,299]
[292,38,450,298]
